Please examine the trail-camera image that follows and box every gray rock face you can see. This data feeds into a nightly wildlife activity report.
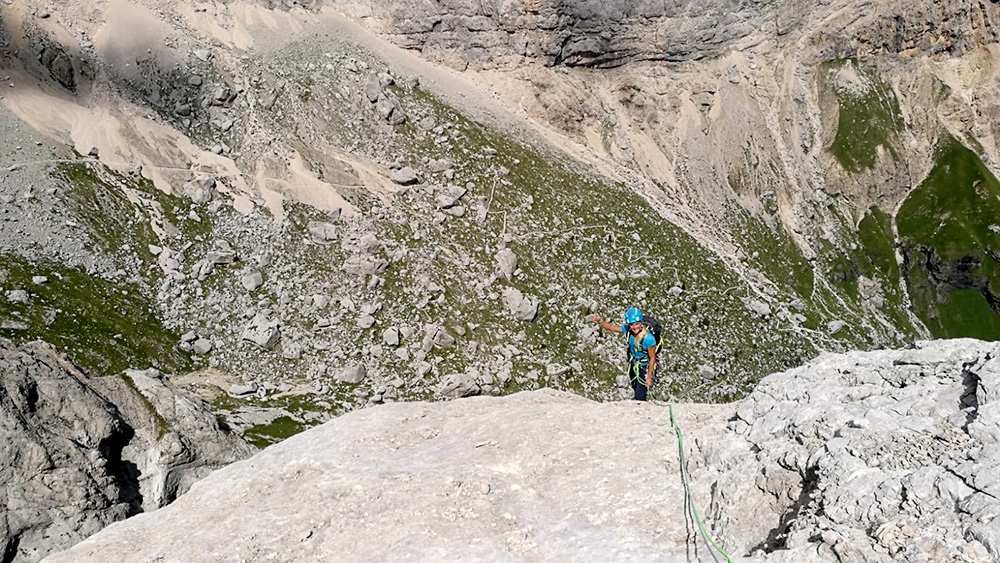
[382,327,400,347]
[494,248,517,280]
[228,383,258,396]
[43,387,720,563]
[342,255,390,276]
[0,339,253,563]
[240,272,264,291]
[389,167,419,185]
[242,313,281,349]
[191,338,213,354]
[7,289,29,304]
[340,0,768,67]
[307,221,338,243]
[709,339,1000,561]
[1,340,131,563]
[105,369,256,510]
[338,0,997,68]
[335,363,367,384]
[435,185,467,209]
[437,372,481,398]
[180,177,215,204]
[42,339,1000,563]
[424,324,456,348]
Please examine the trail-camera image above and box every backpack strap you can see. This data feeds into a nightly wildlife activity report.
[630,328,653,360]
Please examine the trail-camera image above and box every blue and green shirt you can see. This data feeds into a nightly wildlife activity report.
[621,325,657,365]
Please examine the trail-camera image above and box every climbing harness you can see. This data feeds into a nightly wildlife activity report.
[654,401,734,563]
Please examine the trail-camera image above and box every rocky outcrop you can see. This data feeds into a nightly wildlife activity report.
[334,0,773,68]
[90,368,257,511]
[708,338,1000,561]
[0,339,253,563]
[42,339,1000,562]
[332,0,999,69]
[1,341,132,563]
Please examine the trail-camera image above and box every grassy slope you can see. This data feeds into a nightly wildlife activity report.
[371,87,818,402]
[815,57,922,344]
[824,58,904,173]
[0,163,194,376]
[897,133,1000,339]
[0,253,190,376]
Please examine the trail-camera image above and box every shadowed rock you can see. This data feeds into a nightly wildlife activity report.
[0,339,253,563]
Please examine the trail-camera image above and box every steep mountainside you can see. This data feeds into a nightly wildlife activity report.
[4,1,1000,560]
[1,0,1000,458]
[342,0,1000,345]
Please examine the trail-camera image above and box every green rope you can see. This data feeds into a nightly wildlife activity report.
[668,404,733,563]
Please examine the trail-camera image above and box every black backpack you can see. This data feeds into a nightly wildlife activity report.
[641,315,662,350]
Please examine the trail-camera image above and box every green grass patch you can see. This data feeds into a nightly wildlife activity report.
[0,254,192,376]
[243,416,307,449]
[211,389,337,449]
[54,161,213,258]
[897,134,1000,258]
[933,288,1000,340]
[53,162,160,257]
[724,203,813,299]
[822,59,904,172]
[822,241,860,300]
[856,207,919,333]
[858,207,899,281]
[897,133,1000,339]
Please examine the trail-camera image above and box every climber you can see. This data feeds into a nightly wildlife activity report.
[592,307,658,401]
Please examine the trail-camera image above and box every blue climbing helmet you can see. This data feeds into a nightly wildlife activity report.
[624,307,643,324]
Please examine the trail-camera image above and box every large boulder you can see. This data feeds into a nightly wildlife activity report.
[334,363,367,384]
[242,313,281,349]
[494,248,517,280]
[501,287,539,322]
[437,372,481,398]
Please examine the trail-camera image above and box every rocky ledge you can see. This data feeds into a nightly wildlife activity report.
[42,338,1000,562]
[0,339,254,563]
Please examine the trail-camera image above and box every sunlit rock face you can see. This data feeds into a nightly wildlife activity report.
[44,339,1000,563]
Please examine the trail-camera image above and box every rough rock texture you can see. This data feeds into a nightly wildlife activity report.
[44,388,724,562]
[0,341,131,563]
[708,338,1000,561]
[0,339,253,563]
[332,0,1000,69]
[90,369,257,511]
[42,340,1000,562]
